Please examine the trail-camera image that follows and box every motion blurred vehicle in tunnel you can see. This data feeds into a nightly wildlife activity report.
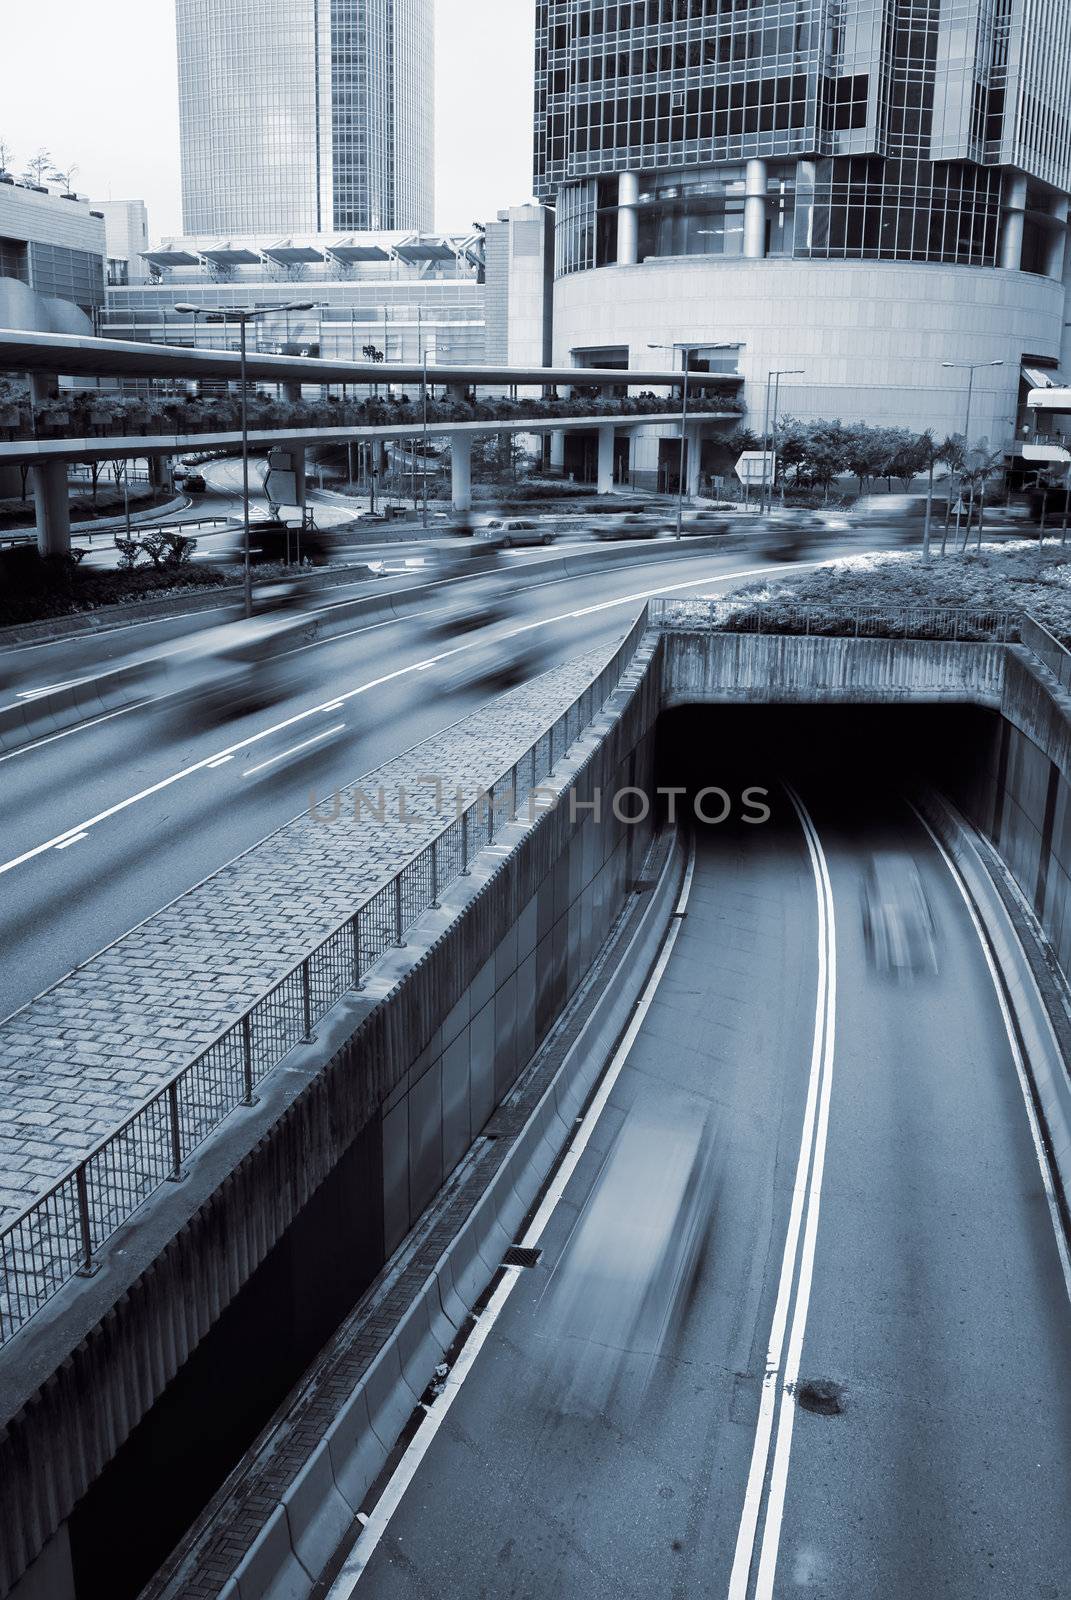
[861,851,939,977]
[544,1106,718,1415]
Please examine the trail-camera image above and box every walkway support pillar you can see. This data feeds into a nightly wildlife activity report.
[549,429,565,473]
[597,423,615,494]
[32,459,71,557]
[282,381,302,404]
[744,159,768,259]
[1000,172,1028,270]
[617,172,639,266]
[451,432,473,512]
[685,426,703,498]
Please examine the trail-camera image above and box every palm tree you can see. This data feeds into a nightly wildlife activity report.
[938,434,966,556]
[957,442,1003,554]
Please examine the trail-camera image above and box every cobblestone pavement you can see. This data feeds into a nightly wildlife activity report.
[0,652,606,1227]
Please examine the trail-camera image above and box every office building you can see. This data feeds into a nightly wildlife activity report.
[0,181,105,326]
[101,229,489,371]
[176,0,434,237]
[535,0,1071,457]
[94,199,151,286]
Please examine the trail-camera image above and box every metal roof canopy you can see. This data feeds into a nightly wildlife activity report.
[200,247,263,265]
[262,244,324,263]
[394,241,456,263]
[0,329,736,389]
[142,249,201,267]
[327,243,391,262]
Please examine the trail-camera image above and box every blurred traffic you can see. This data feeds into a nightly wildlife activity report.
[861,850,940,977]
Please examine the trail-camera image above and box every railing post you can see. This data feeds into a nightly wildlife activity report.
[241,1013,256,1105]
[511,763,519,820]
[429,838,440,909]
[167,1080,185,1182]
[531,744,537,798]
[393,873,405,946]
[351,910,364,989]
[487,781,495,844]
[75,1162,100,1277]
[460,809,471,874]
[301,957,315,1038]
[953,612,960,642]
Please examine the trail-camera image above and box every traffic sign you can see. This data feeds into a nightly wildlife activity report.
[262,447,305,508]
[735,450,776,485]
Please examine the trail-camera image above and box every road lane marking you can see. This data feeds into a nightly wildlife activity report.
[326,839,698,1595]
[728,783,836,1600]
[54,832,88,850]
[912,804,1071,1308]
[241,724,346,777]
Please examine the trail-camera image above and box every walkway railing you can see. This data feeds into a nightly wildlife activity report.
[648,598,1021,642]
[0,615,649,1347]
[1019,613,1071,687]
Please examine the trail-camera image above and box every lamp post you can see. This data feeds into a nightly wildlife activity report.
[421,345,429,530]
[941,358,1004,445]
[175,301,320,619]
[759,369,804,513]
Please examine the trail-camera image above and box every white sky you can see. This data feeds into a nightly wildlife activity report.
[0,0,535,241]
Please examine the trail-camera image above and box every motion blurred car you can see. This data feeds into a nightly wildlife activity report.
[680,509,734,535]
[592,512,659,541]
[478,518,556,548]
[545,1106,717,1413]
[164,605,310,726]
[861,852,939,976]
[183,473,207,493]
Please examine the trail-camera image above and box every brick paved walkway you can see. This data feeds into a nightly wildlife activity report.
[0,653,604,1227]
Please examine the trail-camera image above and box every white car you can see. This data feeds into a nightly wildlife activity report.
[477,518,556,548]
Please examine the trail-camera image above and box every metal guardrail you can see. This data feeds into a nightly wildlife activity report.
[1019,613,1071,688]
[0,614,649,1346]
[647,598,1021,642]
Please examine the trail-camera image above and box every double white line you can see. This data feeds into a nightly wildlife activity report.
[728,783,838,1599]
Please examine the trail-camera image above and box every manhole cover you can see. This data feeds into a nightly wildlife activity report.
[503,1246,543,1268]
[794,1379,844,1417]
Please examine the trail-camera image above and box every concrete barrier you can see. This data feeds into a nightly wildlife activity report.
[233,826,685,1599]
[918,789,1071,1221]
[0,658,157,753]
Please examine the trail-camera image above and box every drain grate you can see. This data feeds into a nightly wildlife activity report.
[503,1246,543,1269]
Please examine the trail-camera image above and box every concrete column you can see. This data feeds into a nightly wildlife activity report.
[451,433,473,512]
[1047,197,1069,280]
[1000,172,1028,270]
[549,429,565,472]
[374,439,388,476]
[685,427,702,498]
[282,380,303,405]
[744,159,768,259]
[617,172,639,266]
[597,423,615,494]
[32,459,71,557]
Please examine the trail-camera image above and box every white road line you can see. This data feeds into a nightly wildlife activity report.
[912,804,1071,1308]
[241,724,345,777]
[326,839,698,1596]
[54,832,88,850]
[206,755,234,769]
[727,783,836,1600]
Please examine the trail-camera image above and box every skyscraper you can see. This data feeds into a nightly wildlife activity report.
[176,0,434,237]
[534,0,1071,448]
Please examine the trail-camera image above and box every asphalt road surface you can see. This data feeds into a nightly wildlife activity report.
[324,790,1071,1600]
[0,539,853,1022]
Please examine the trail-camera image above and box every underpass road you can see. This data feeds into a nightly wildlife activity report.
[332,794,1071,1600]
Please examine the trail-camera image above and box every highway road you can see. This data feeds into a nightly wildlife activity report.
[0,537,853,1024]
[323,784,1071,1600]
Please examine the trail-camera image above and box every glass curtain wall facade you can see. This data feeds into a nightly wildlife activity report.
[536,0,1071,277]
[177,0,434,236]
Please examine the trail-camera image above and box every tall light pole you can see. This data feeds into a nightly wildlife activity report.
[421,345,429,530]
[760,369,804,512]
[942,358,1004,445]
[175,301,320,618]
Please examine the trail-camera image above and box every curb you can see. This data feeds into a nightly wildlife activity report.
[916,789,1071,1229]
[229,826,685,1598]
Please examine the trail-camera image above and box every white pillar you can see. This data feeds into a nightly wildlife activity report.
[1047,197,1069,280]
[451,433,472,512]
[549,429,565,472]
[596,424,615,494]
[744,159,768,259]
[1000,173,1028,270]
[685,427,702,498]
[33,459,71,557]
[617,172,639,266]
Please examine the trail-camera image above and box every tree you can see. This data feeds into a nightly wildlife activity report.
[938,434,967,556]
[24,149,51,185]
[843,423,889,494]
[776,418,851,501]
[0,137,12,176]
[48,162,78,195]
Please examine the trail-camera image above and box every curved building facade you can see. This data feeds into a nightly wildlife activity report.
[177,0,434,236]
[535,0,1071,449]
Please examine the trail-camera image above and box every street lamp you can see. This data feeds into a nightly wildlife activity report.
[759,369,804,514]
[175,301,320,618]
[941,358,1004,444]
